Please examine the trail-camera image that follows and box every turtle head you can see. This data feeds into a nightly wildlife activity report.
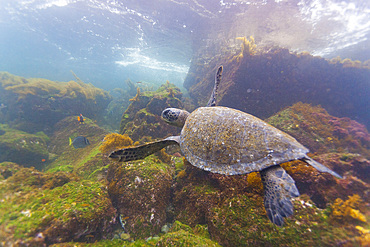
[161,108,190,128]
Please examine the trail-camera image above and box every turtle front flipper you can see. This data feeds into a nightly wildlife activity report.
[109,136,179,162]
[206,66,223,107]
[260,165,300,226]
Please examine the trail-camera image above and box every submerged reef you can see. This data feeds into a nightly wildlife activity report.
[1,102,368,246]
[0,164,116,246]
[0,124,49,168]
[0,72,112,134]
[119,82,187,142]
[46,116,110,180]
[266,102,370,158]
[106,156,175,239]
[184,45,370,128]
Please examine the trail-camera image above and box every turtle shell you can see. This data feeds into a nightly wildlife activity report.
[180,106,309,175]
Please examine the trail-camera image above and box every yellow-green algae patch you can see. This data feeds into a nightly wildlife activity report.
[207,194,362,246]
[49,221,220,247]
[107,156,175,239]
[46,116,109,180]
[0,71,109,100]
[0,124,49,168]
[0,166,115,245]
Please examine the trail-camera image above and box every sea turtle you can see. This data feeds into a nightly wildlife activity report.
[109,66,341,226]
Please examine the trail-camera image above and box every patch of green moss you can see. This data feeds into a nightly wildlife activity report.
[208,194,358,246]
[0,174,114,243]
[0,162,21,180]
[0,124,49,168]
[0,72,109,101]
[142,82,181,99]
[170,220,194,233]
[107,156,175,239]
[45,116,109,180]
[267,102,370,158]
[156,229,221,247]
[137,108,155,116]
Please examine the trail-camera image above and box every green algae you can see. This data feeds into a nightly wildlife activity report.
[0,169,115,245]
[119,82,184,141]
[45,116,109,180]
[0,124,49,168]
[156,229,221,247]
[107,156,175,239]
[208,194,358,246]
[49,221,219,247]
[266,102,370,158]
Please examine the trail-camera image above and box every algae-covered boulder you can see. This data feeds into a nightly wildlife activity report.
[0,72,112,134]
[172,160,222,226]
[107,157,175,239]
[46,116,109,180]
[185,45,370,128]
[49,221,221,247]
[0,124,49,169]
[264,102,370,208]
[266,102,370,158]
[0,166,116,246]
[281,154,370,209]
[119,83,186,142]
[207,195,361,246]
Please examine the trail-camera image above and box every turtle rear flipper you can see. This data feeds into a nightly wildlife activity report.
[206,66,223,107]
[109,136,179,162]
[260,165,300,226]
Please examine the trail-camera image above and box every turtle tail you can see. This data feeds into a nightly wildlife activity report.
[260,165,300,227]
[303,156,342,179]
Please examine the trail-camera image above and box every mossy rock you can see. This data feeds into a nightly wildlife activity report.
[0,124,49,169]
[0,167,116,246]
[107,156,175,239]
[46,116,109,180]
[184,47,370,129]
[173,180,220,227]
[119,83,184,141]
[0,72,112,134]
[207,194,359,247]
[49,222,219,246]
[266,102,370,158]
[0,162,21,179]
[281,153,370,208]
[156,229,221,247]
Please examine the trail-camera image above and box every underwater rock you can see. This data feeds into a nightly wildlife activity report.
[156,228,221,247]
[106,157,175,239]
[172,160,222,226]
[46,116,109,180]
[266,102,370,158]
[0,72,112,134]
[184,48,370,128]
[0,162,21,180]
[169,155,368,246]
[207,194,360,246]
[0,124,49,169]
[119,82,185,142]
[282,153,370,209]
[0,167,116,246]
